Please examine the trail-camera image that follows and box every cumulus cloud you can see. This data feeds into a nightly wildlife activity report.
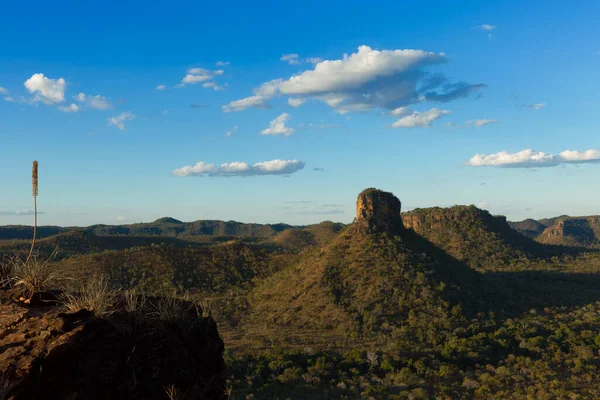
[260,113,294,136]
[74,93,112,110]
[156,84,166,90]
[173,159,305,177]
[180,67,224,87]
[223,45,485,114]
[24,73,66,104]
[524,103,546,110]
[108,111,135,130]
[467,149,600,168]
[216,61,230,66]
[58,103,81,113]
[281,53,301,65]
[391,108,450,128]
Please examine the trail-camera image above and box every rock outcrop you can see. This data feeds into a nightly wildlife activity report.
[537,217,600,247]
[355,188,402,234]
[0,289,227,400]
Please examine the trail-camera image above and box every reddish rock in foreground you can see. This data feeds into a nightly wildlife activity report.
[0,290,226,400]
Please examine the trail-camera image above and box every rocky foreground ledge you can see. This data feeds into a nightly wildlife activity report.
[0,289,227,400]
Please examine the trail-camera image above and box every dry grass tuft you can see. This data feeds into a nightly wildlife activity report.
[2,250,61,297]
[124,288,147,313]
[59,274,118,317]
[164,384,187,400]
[148,290,195,323]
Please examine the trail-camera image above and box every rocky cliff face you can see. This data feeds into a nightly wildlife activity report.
[537,217,600,247]
[355,188,403,234]
[0,289,227,400]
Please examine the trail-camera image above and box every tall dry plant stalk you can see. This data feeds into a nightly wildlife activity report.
[25,161,38,265]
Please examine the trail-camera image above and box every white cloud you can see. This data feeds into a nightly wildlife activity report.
[224,45,485,114]
[173,159,305,177]
[288,98,306,107]
[225,126,238,136]
[73,93,112,110]
[156,84,166,91]
[4,97,15,102]
[108,111,135,130]
[281,53,301,65]
[0,210,42,216]
[163,110,168,116]
[525,103,546,110]
[447,119,498,128]
[116,216,127,222]
[467,149,600,168]
[222,95,270,112]
[391,108,450,128]
[477,24,496,31]
[477,202,489,209]
[216,61,230,66]
[0,87,7,94]
[58,103,81,113]
[260,113,294,136]
[24,73,66,104]
[305,57,323,65]
[202,82,224,91]
[467,119,497,127]
[180,67,224,87]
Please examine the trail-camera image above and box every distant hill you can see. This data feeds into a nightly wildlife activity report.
[507,218,548,238]
[509,215,600,247]
[537,216,600,247]
[268,221,346,251]
[251,189,481,337]
[402,205,559,270]
[0,225,70,240]
[87,219,293,238]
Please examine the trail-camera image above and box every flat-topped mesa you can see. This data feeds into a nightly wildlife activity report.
[355,188,403,234]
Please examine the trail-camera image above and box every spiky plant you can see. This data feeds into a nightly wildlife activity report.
[25,161,38,265]
[59,274,118,317]
[3,249,61,298]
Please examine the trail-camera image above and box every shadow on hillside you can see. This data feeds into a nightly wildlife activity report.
[481,270,600,316]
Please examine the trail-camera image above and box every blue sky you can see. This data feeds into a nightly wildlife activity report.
[1,0,599,226]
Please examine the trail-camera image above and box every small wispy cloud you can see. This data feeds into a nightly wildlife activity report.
[293,209,344,215]
[476,24,496,31]
[73,93,112,110]
[156,84,166,91]
[0,210,45,216]
[313,167,325,172]
[446,119,498,128]
[58,103,81,113]
[391,108,451,128]
[216,61,230,66]
[0,87,7,94]
[523,103,546,110]
[190,104,206,108]
[225,126,238,137]
[281,53,301,65]
[108,111,135,130]
[180,67,225,88]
